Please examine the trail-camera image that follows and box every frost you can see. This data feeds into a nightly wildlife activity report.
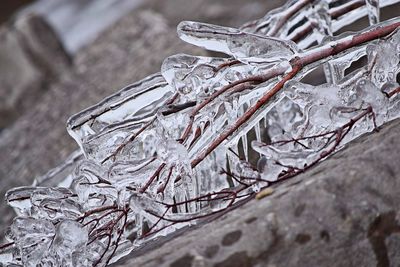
[2,1,400,266]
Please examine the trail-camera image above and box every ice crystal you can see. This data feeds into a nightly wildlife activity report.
[2,0,400,266]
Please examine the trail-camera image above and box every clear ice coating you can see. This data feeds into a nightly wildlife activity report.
[366,0,380,25]
[2,1,400,266]
[177,21,299,65]
[161,53,260,100]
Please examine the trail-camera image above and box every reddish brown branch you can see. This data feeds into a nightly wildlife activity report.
[268,0,315,36]
[290,0,365,43]
[105,211,128,266]
[102,93,180,164]
[101,119,155,164]
[78,205,118,222]
[0,242,14,250]
[268,106,375,187]
[192,20,399,168]
[330,0,364,19]
[140,163,166,193]
[180,62,290,144]
[157,165,175,194]
[191,62,302,168]
[385,87,400,98]
[214,59,241,72]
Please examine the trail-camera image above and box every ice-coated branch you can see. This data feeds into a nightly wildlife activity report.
[1,1,400,266]
[191,19,400,167]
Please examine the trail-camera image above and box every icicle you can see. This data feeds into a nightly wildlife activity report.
[254,122,262,142]
[365,0,380,25]
[241,134,249,162]
[3,5,400,267]
[177,21,299,65]
[309,0,332,44]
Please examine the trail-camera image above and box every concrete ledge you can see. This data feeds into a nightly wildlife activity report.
[114,119,400,267]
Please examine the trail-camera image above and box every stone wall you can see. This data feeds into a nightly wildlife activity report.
[115,119,400,267]
[0,0,285,240]
[0,1,398,266]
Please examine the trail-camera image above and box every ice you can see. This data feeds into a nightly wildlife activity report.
[387,86,400,120]
[161,54,227,100]
[161,53,264,103]
[6,217,55,266]
[32,150,83,187]
[240,0,309,37]
[9,217,54,241]
[177,21,299,65]
[158,140,190,169]
[367,30,400,89]
[108,240,133,264]
[129,193,166,224]
[19,237,52,267]
[53,220,88,253]
[71,250,92,267]
[348,79,387,109]
[365,0,380,25]
[253,141,319,170]
[5,187,36,215]
[0,245,19,265]
[5,187,74,218]
[2,3,400,267]
[228,149,259,180]
[157,110,189,140]
[309,1,332,43]
[265,96,304,142]
[281,81,345,136]
[107,159,162,190]
[66,73,173,163]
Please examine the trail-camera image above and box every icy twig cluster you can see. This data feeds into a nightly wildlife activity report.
[1,0,400,266]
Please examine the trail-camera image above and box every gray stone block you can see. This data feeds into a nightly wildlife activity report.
[113,119,400,267]
[0,13,70,128]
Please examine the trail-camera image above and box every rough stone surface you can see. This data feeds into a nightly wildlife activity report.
[0,0,285,238]
[1,1,398,266]
[0,13,70,128]
[0,10,203,237]
[113,119,400,267]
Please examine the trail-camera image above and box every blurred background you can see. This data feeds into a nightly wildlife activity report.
[0,0,399,241]
[0,0,287,238]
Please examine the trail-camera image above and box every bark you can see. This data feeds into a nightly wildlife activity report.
[114,118,400,267]
[0,0,285,240]
[0,1,398,265]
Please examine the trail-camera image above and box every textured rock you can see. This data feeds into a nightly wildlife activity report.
[1,1,398,266]
[0,10,203,237]
[0,0,285,235]
[0,13,70,128]
[113,119,400,267]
